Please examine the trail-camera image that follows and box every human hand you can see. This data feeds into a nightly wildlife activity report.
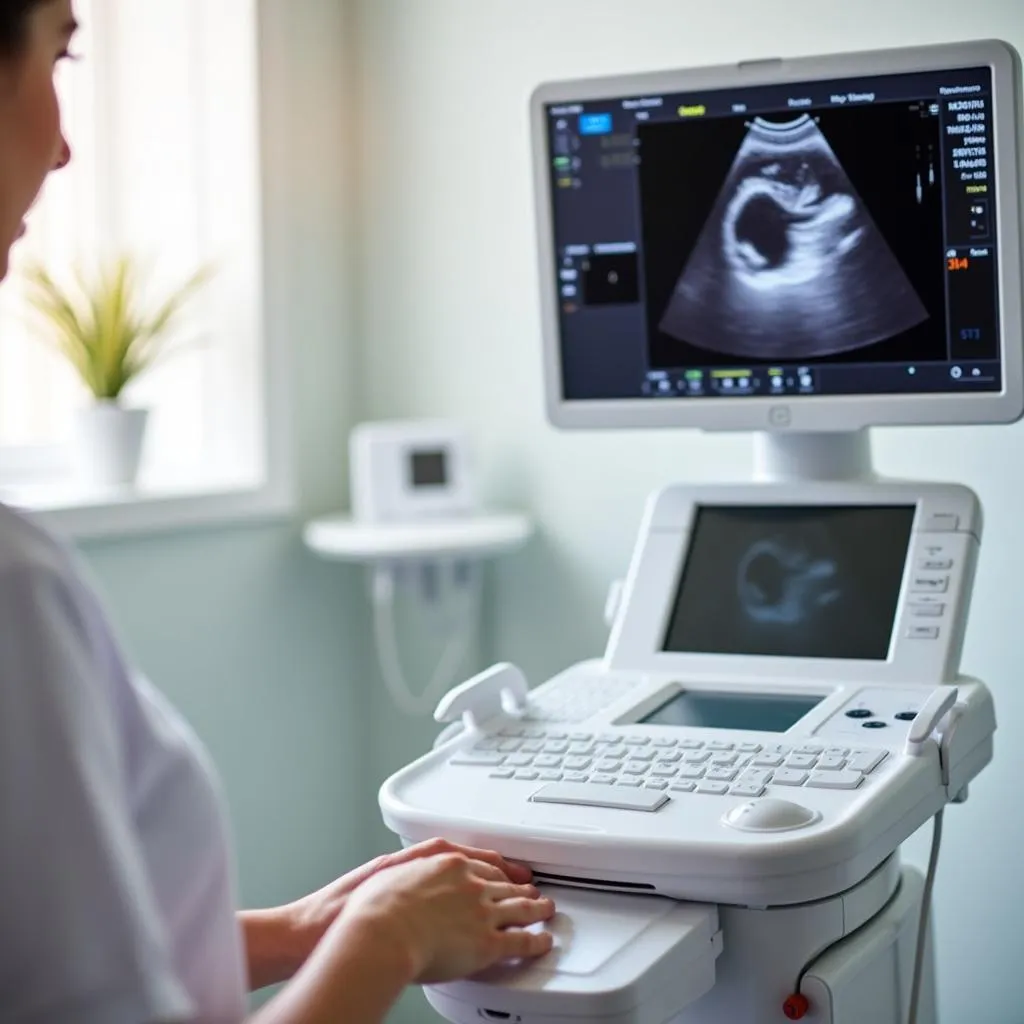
[284,839,535,975]
[337,849,556,985]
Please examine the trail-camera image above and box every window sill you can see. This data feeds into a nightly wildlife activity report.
[0,475,295,541]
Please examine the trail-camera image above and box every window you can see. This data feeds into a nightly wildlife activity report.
[0,0,287,531]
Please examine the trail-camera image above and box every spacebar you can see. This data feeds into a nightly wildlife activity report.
[530,782,669,812]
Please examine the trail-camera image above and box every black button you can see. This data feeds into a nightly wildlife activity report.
[862,720,888,729]
[846,709,873,719]
[895,711,917,722]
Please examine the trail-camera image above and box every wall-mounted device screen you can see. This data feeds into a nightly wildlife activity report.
[542,63,1002,402]
[662,505,916,659]
[640,690,823,731]
[409,449,448,488]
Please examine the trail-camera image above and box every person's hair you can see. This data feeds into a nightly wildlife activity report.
[0,0,48,58]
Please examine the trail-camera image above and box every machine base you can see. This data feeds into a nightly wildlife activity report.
[423,859,934,1024]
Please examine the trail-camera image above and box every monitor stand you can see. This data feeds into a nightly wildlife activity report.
[752,430,875,484]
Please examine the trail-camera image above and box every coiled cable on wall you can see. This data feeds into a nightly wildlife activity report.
[370,561,481,717]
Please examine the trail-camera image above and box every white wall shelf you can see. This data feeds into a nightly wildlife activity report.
[303,511,533,564]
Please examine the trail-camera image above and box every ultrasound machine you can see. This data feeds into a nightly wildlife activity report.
[378,39,1023,1024]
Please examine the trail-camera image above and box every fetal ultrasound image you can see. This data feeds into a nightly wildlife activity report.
[638,103,945,366]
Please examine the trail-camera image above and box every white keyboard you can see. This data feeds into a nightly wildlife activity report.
[449,725,888,807]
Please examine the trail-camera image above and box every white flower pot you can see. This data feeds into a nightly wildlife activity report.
[74,403,149,488]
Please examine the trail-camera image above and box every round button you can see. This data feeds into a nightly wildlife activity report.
[845,708,873,719]
[895,711,917,721]
[723,797,821,833]
[862,720,888,729]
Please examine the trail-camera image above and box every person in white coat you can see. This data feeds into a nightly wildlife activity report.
[0,3,555,1021]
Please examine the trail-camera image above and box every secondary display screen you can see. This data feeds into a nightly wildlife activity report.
[662,505,915,659]
[543,66,1001,401]
[409,449,448,488]
[641,690,823,732]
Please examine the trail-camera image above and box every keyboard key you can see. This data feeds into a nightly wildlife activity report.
[655,751,682,764]
[506,754,533,767]
[538,769,562,781]
[737,742,762,753]
[679,765,706,780]
[563,771,588,782]
[786,754,818,770]
[796,743,824,755]
[650,765,678,778]
[848,749,887,773]
[695,781,729,795]
[531,783,668,811]
[651,737,677,747]
[645,779,669,790]
[521,740,545,753]
[624,736,650,746]
[515,769,539,780]
[534,754,562,769]
[489,768,514,779]
[564,756,592,771]
[590,772,618,785]
[773,769,808,786]
[623,762,648,775]
[752,754,784,767]
[709,752,739,765]
[817,755,846,771]
[806,770,863,790]
[616,778,642,787]
[706,767,738,782]
[730,781,765,798]
[824,747,849,757]
[543,741,569,754]
[474,738,503,751]
[669,780,696,793]
[679,739,704,749]
[499,739,523,752]
[683,750,711,764]
[707,740,734,751]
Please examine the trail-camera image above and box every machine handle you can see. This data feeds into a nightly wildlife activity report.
[434,662,529,728]
[905,686,959,757]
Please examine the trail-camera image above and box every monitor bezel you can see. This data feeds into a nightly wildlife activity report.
[530,39,1024,433]
[603,481,981,685]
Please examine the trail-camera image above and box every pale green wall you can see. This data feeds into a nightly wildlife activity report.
[352,2,1024,1023]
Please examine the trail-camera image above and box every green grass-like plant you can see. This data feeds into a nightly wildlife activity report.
[23,256,212,401]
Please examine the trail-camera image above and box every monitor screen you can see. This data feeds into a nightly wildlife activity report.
[542,65,1002,403]
[662,505,915,659]
[409,449,448,488]
[640,690,823,732]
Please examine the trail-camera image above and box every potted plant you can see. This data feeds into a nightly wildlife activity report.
[23,256,211,488]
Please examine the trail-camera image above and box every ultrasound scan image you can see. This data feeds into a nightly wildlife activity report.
[658,114,929,359]
[735,536,841,627]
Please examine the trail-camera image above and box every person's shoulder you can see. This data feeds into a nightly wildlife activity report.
[0,502,80,589]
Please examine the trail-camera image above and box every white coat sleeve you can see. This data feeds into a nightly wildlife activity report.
[0,556,193,1024]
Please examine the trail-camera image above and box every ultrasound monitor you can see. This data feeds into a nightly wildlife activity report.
[530,40,1024,434]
